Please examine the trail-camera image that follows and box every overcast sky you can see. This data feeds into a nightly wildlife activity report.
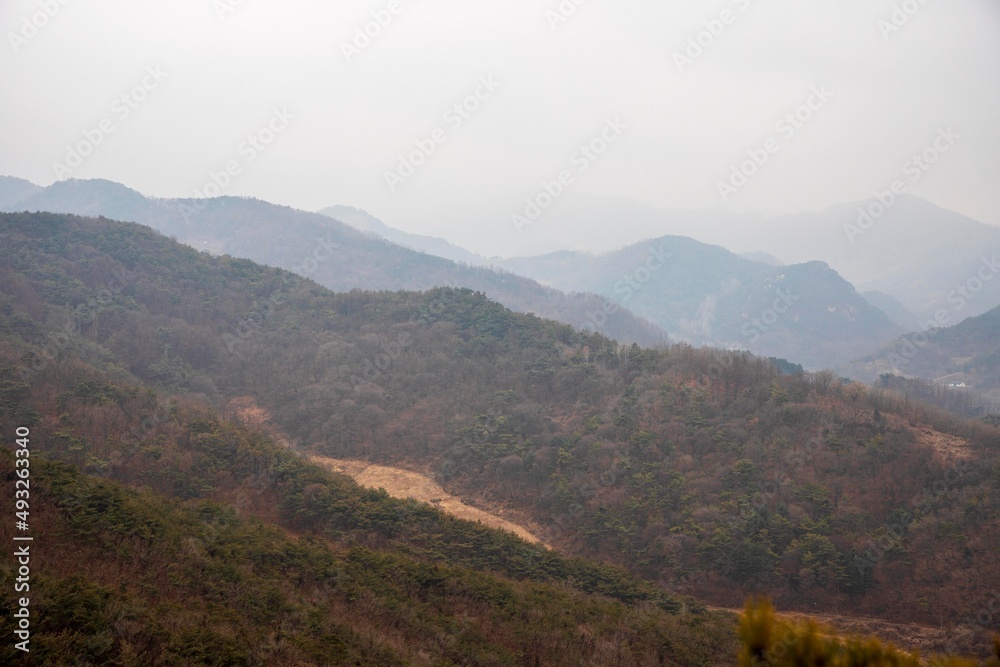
[2,0,999,255]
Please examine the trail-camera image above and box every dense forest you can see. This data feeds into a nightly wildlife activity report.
[0,353,738,664]
[2,211,1000,662]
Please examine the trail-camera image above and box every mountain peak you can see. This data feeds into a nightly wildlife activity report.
[0,175,43,208]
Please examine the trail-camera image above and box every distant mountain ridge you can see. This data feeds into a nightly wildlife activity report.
[319,204,489,267]
[499,237,903,369]
[1,177,668,347]
[401,191,1000,323]
[3,176,916,369]
[738,196,1000,321]
[330,191,999,369]
[850,302,1000,400]
[0,175,42,208]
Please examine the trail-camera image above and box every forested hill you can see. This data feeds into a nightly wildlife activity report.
[852,304,1000,401]
[0,211,735,664]
[2,211,1000,658]
[2,178,668,346]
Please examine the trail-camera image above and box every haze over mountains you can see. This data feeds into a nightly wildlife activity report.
[499,239,903,370]
[12,175,981,371]
[5,171,996,408]
[328,187,1000,375]
[0,177,669,347]
[401,191,1000,321]
[4,0,1000,661]
[319,203,485,267]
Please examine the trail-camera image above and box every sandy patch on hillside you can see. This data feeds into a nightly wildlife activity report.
[311,455,548,547]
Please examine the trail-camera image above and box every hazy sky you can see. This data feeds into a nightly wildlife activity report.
[2,0,999,254]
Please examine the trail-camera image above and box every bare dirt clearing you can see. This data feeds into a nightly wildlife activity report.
[311,456,548,547]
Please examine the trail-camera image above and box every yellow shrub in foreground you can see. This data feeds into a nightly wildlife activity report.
[737,599,1000,667]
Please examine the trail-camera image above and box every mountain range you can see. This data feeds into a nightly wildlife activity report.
[401,192,1000,322]
[498,238,902,370]
[3,176,926,371]
[0,177,667,348]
